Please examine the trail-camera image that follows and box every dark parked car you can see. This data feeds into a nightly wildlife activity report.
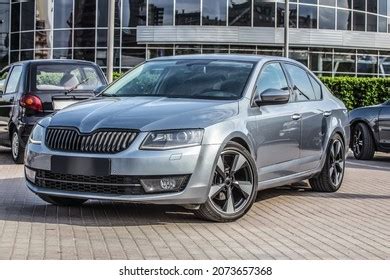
[0,59,107,163]
[350,100,390,160]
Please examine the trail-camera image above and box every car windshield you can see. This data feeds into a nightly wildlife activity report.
[102,59,255,100]
[33,64,104,91]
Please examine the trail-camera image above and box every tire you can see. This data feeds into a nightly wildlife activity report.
[309,134,345,193]
[37,194,87,206]
[11,130,25,164]
[195,141,258,222]
[351,122,375,160]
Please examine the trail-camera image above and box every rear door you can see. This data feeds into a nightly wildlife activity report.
[0,65,23,144]
[283,63,326,172]
[378,104,390,148]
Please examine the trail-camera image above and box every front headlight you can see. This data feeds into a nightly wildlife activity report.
[29,124,45,145]
[140,129,204,150]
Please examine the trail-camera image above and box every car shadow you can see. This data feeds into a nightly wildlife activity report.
[346,153,390,172]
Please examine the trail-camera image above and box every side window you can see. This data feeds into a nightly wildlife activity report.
[308,75,322,100]
[256,63,289,95]
[4,66,23,94]
[0,67,10,94]
[284,64,316,101]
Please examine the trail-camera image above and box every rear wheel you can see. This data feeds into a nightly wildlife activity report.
[195,142,257,222]
[37,194,87,206]
[352,122,375,160]
[309,134,345,192]
[11,130,25,164]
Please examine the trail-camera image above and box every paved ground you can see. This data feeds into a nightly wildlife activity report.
[0,147,389,260]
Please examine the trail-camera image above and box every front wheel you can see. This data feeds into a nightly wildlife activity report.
[351,122,375,160]
[309,134,346,192]
[11,130,25,164]
[195,142,258,222]
[37,194,87,206]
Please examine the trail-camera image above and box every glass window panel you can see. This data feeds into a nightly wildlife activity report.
[10,33,19,50]
[74,29,96,48]
[367,14,377,32]
[122,29,138,48]
[379,0,387,16]
[357,55,378,74]
[115,29,120,47]
[334,54,356,74]
[299,5,317,29]
[309,52,333,73]
[229,0,252,26]
[300,0,317,4]
[97,0,108,27]
[97,29,107,47]
[337,9,351,30]
[379,16,387,32]
[11,3,20,32]
[319,0,335,6]
[21,32,34,50]
[122,0,147,27]
[289,51,308,66]
[20,50,33,61]
[337,0,351,9]
[36,0,53,30]
[96,48,120,67]
[202,0,227,26]
[53,30,72,48]
[74,49,95,62]
[319,7,335,30]
[353,11,365,31]
[54,0,73,29]
[75,0,96,28]
[277,3,297,28]
[353,0,365,11]
[175,0,201,25]
[0,3,9,34]
[21,1,34,31]
[367,0,377,13]
[53,49,72,59]
[10,51,19,63]
[253,0,275,27]
[34,49,51,59]
[121,48,146,67]
[284,63,316,101]
[148,0,174,26]
[148,48,173,58]
[379,56,390,76]
[175,48,201,55]
[35,30,52,49]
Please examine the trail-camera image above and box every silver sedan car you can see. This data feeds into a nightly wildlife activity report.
[25,55,349,222]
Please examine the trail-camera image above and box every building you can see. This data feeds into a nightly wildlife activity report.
[2,0,390,77]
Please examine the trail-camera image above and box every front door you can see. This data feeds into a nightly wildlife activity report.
[378,104,390,149]
[254,62,302,182]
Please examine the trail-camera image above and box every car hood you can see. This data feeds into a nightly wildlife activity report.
[47,96,239,132]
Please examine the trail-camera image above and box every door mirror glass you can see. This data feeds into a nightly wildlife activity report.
[254,88,290,106]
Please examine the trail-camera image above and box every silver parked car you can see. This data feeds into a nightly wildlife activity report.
[24,55,349,222]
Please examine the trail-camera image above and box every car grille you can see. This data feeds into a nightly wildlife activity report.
[45,127,137,153]
[35,170,146,195]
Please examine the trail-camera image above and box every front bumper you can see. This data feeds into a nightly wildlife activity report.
[25,132,221,205]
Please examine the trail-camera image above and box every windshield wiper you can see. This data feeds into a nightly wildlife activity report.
[66,78,89,95]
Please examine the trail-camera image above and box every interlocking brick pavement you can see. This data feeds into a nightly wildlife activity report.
[0,147,389,260]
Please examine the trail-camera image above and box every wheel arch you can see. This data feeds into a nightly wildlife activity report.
[349,119,377,149]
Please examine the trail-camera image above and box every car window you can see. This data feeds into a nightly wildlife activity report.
[0,67,10,93]
[308,75,322,99]
[256,63,289,95]
[284,64,317,101]
[5,66,23,94]
[34,64,104,91]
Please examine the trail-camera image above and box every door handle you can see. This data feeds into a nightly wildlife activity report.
[323,111,332,117]
[291,113,301,121]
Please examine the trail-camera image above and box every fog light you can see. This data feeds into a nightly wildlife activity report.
[140,176,187,193]
[25,167,36,183]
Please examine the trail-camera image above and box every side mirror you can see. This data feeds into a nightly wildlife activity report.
[254,88,290,106]
[93,85,106,95]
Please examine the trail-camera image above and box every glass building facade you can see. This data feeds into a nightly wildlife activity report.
[4,0,390,76]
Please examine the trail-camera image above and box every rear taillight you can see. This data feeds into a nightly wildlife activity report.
[20,94,43,112]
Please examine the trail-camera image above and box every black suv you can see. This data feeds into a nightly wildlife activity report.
[0,59,107,163]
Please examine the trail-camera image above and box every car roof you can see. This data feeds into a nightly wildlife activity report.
[8,59,99,67]
[149,54,298,64]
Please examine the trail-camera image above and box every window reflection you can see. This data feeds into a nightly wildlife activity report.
[254,0,275,27]
[277,3,297,28]
[358,55,378,75]
[319,7,335,30]
[11,3,20,32]
[337,0,351,9]
[299,5,317,29]
[122,0,147,27]
[97,0,108,27]
[353,12,365,31]
[353,0,365,11]
[21,1,34,31]
[36,0,53,30]
[21,32,34,50]
[378,17,387,32]
[334,53,356,74]
[229,0,251,26]
[367,14,377,32]
[36,30,52,49]
[74,29,96,48]
[74,49,95,62]
[53,30,72,48]
[121,48,146,67]
[203,0,227,26]
[54,0,73,29]
[148,0,174,26]
[75,0,96,28]
[53,49,72,59]
[175,0,200,25]
[337,9,351,30]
